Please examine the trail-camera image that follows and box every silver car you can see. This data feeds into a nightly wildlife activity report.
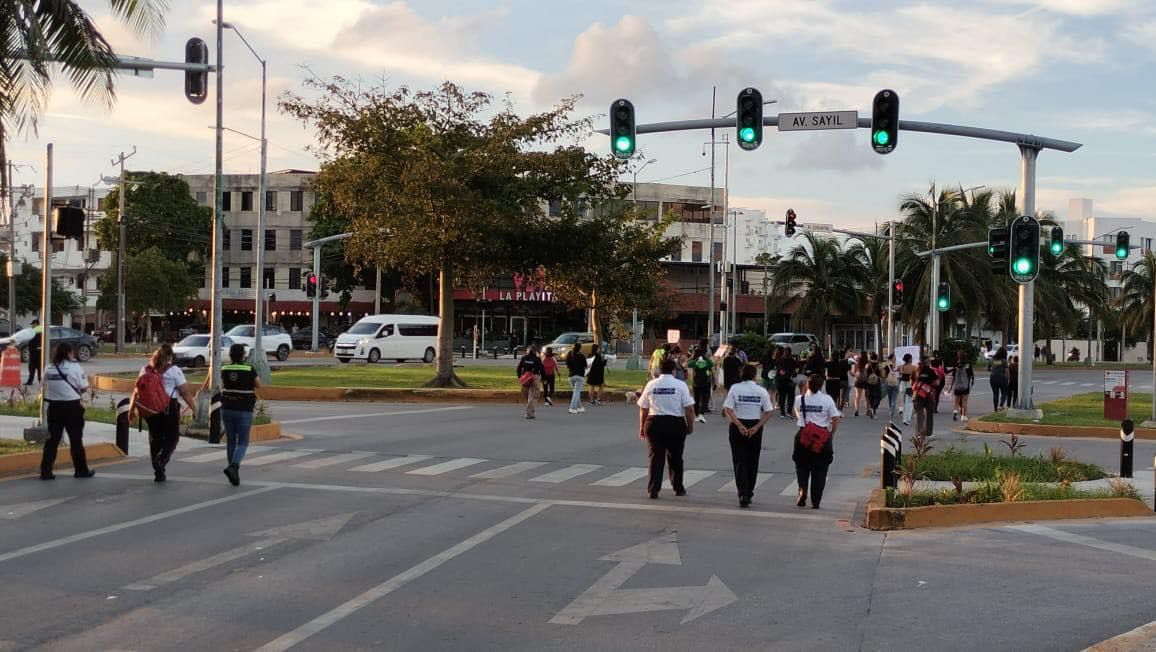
[768,332,820,356]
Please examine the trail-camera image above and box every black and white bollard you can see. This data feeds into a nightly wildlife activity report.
[881,423,902,490]
[1120,419,1134,479]
[115,398,131,454]
[208,393,223,444]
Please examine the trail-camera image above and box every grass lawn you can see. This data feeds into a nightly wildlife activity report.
[0,401,121,425]
[979,391,1152,427]
[914,447,1106,482]
[115,365,652,391]
[888,483,1139,508]
[0,438,37,454]
[1042,361,1152,370]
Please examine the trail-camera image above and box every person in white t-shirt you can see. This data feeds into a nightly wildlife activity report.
[793,373,842,509]
[636,358,696,499]
[139,343,198,482]
[40,342,93,480]
[722,364,774,508]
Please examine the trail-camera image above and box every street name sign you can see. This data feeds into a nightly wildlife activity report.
[777,111,858,132]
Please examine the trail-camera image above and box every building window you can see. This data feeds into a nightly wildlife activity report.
[1109,286,1122,300]
[241,191,254,212]
[670,244,682,262]
[240,267,252,289]
[221,191,231,212]
[223,228,231,250]
[691,241,703,262]
[30,233,39,252]
[265,191,276,211]
[222,267,231,288]
[289,229,302,251]
[265,229,276,251]
[262,267,275,290]
[548,199,562,217]
[290,190,304,212]
[196,191,207,205]
[288,268,301,290]
[1144,238,1152,253]
[241,229,253,251]
[1110,261,1124,279]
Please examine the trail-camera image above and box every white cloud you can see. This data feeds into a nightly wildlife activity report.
[783,131,884,173]
[1125,20,1156,53]
[991,0,1145,15]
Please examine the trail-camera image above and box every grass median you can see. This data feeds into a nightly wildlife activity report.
[0,438,37,454]
[979,391,1151,427]
[109,364,652,392]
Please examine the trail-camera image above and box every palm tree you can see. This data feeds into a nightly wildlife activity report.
[847,229,890,317]
[1121,252,1156,360]
[1035,245,1108,359]
[1,1,168,203]
[769,231,866,348]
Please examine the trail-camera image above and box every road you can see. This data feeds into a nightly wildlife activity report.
[3,368,1156,649]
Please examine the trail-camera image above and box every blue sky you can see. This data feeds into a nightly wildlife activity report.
[7,0,1156,227]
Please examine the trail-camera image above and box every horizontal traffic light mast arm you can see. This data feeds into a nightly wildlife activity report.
[12,51,218,73]
[304,232,352,248]
[1065,239,1141,249]
[915,241,989,258]
[598,117,1081,153]
[770,222,893,241]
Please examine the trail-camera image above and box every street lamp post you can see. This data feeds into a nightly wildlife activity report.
[629,157,657,371]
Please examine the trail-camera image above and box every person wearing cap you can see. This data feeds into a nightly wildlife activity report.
[636,357,696,499]
[722,363,774,508]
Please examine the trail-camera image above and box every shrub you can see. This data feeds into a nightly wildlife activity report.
[940,338,980,365]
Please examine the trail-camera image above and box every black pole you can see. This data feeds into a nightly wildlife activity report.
[115,397,130,454]
[1120,419,1134,479]
[208,393,223,444]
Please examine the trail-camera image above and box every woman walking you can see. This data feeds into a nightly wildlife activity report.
[516,345,545,419]
[852,351,869,417]
[1007,356,1020,408]
[138,343,197,482]
[898,353,917,426]
[793,374,841,509]
[586,344,608,405]
[912,357,938,440]
[949,350,974,422]
[541,347,558,407]
[866,352,882,419]
[40,343,94,480]
[565,346,587,414]
[989,347,1009,410]
[775,348,798,420]
[221,343,262,486]
[882,354,899,418]
[690,347,713,423]
[722,364,774,508]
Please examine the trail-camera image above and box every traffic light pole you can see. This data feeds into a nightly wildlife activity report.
[304,232,351,352]
[888,222,896,354]
[110,148,136,354]
[1010,145,1041,418]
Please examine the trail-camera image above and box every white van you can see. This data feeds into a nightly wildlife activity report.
[333,314,440,364]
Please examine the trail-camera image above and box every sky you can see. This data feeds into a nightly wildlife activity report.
[6,0,1156,228]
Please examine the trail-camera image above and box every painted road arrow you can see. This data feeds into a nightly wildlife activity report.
[123,513,354,591]
[550,533,737,625]
[0,496,73,520]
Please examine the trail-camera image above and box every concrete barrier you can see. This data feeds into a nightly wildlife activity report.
[966,419,1156,440]
[0,442,126,476]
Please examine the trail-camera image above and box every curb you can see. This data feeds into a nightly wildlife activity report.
[864,488,1154,530]
[0,442,126,477]
[965,419,1156,440]
[182,422,287,443]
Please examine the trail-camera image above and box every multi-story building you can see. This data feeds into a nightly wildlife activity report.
[9,185,112,331]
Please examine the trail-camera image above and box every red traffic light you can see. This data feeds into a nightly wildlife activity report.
[894,280,903,292]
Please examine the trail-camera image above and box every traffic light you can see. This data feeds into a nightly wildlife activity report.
[1009,215,1040,284]
[609,99,636,159]
[305,272,318,298]
[184,37,209,105]
[892,280,904,307]
[1116,231,1130,260]
[320,276,330,300]
[936,282,950,312]
[870,89,899,154]
[785,208,797,237]
[735,87,763,151]
[1049,226,1064,256]
[988,226,1008,274]
[53,205,85,242]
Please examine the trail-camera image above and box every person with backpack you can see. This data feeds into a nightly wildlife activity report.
[586,344,608,406]
[690,347,714,423]
[911,356,939,440]
[793,374,841,509]
[541,347,558,407]
[133,343,197,482]
[948,350,975,422]
[516,345,545,419]
[882,354,900,418]
[723,364,774,508]
[898,353,917,426]
[865,352,883,419]
[40,342,94,480]
[221,344,262,485]
[565,346,587,414]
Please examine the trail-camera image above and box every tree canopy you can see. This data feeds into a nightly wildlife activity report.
[94,171,211,263]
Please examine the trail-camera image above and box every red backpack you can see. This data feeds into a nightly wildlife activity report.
[131,366,172,417]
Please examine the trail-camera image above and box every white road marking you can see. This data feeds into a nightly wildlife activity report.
[1042,380,1058,385]
[177,445,274,464]
[1061,382,1076,386]
[718,473,773,494]
[406,458,488,476]
[279,406,474,425]
[256,503,550,652]
[0,487,278,564]
[680,470,715,488]
[592,468,649,487]
[349,455,432,473]
[1080,383,1095,387]
[244,450,322,467]
[780,479,800,496]
[292,452,376,469]
[470,461,548,479]
[1,496,73,520]
[1008,524,1156,562]
[530,464,603,483]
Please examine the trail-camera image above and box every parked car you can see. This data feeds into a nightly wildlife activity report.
[768,332,820,356]
[178,323,207,339]
[545,332,612,360]
[291,327,336,351]
[224,324,293,361]
[172,335,246,368]
[0,326,99,362]
[984,344,1019,360]
[334,314,439,364]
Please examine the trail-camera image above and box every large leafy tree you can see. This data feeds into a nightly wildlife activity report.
[1121,252,1156,359]
[94,171,211,261]
[1,1,169,221]
[0,253,78,320]
[280,78,623,386]
[769,231,866,346]
[96,246,196,340]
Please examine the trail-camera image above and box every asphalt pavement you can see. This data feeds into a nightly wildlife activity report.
[4,366,1156,650]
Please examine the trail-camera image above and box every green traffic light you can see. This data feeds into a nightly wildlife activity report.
[1050,241,1063,255]
[873,130,890,146]
[937,297,949,310]
[614,136,633,153]
[1013,258,1033,275]
[739,127,756,142]
[1116,248,1128,260]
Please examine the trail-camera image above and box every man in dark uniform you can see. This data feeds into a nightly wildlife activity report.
[636,358,696,499]
[26,319,42,385]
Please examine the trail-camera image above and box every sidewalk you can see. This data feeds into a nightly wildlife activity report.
[0,415,216,455]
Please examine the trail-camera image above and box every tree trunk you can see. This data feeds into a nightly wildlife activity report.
[589,289,602,348]
[425,259,465,387]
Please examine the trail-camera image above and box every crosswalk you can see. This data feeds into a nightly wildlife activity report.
[168,447,875,501]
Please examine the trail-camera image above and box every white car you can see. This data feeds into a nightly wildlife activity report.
[224,325,293,361]
[984,344,1019,360]
[173,335,247,368]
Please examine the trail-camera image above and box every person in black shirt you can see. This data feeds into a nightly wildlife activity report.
[775,348,797,419]
[825,355,847,408]
[220,344,262,486]
[516,345,545,419]
[586,344,607,405]
[26,319,41,385]
[722,347,743,392]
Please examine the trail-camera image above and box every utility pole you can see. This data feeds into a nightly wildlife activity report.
[198,0,226,427]
[887,221,896,355]
[1011,145,1040,416]
[707,86,717,348]
[110,147,136,354]
[39,144,53,426]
